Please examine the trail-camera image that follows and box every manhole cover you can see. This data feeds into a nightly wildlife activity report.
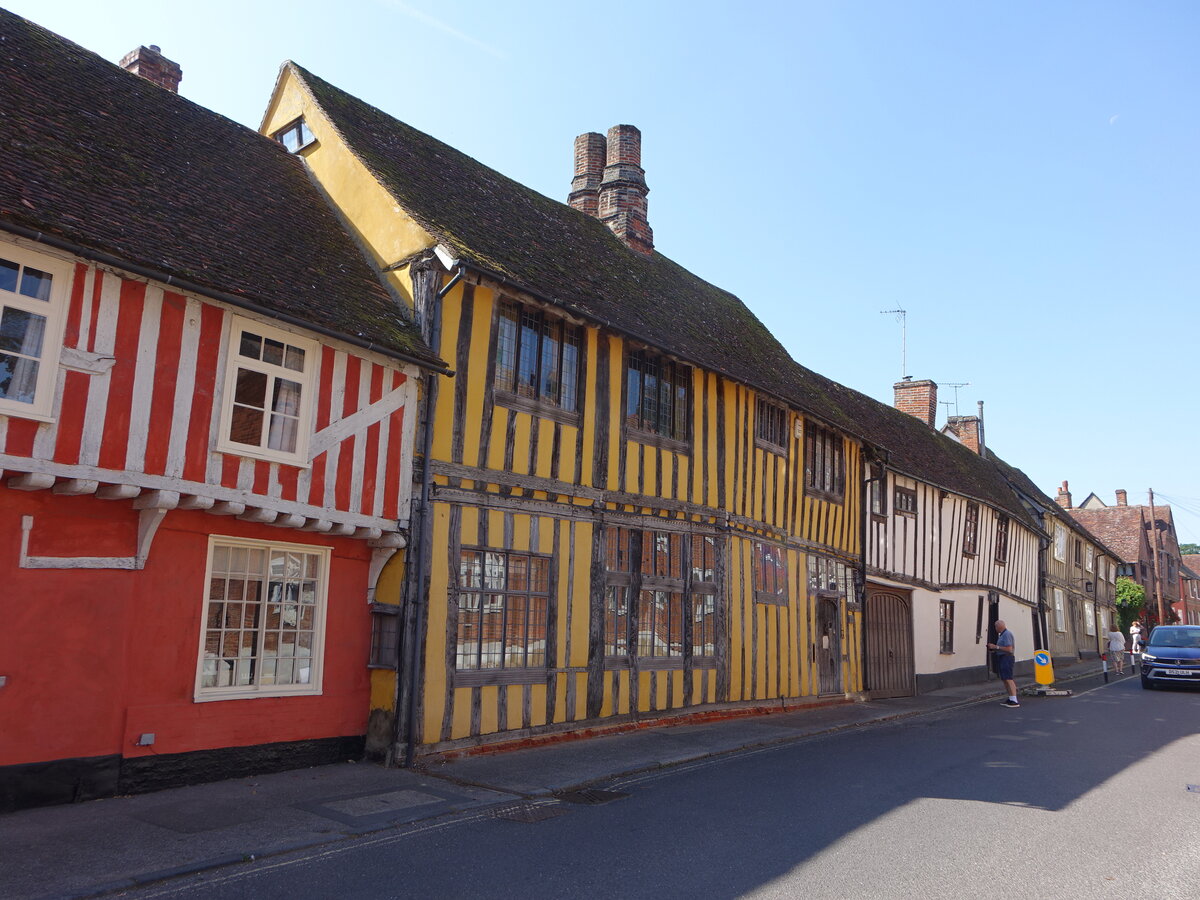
[552,788,629,805]
[489,802,567,823]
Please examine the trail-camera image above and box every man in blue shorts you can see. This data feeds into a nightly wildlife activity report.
[987,619,1019,708]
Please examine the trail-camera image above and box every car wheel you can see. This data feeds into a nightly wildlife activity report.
[1141,675,1153,690]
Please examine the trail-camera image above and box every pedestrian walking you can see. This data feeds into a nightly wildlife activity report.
[986,619,1020,708]
[1130,620,1144,654]
[1105,625,1127,675]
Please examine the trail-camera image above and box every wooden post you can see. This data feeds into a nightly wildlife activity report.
[1149,489,1167,627]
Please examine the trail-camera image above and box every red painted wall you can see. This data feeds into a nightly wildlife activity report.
[0,489,372,767]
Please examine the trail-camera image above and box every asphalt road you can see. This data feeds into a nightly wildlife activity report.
[117,674,1200,900]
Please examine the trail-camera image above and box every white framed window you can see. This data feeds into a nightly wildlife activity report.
[1053,524,1066,562]
[196,536,329,700]
[1053,587,1066,632]
[0,243,71,421]
[1085,544,1094,572]
[217,317,317,465]
[1083,600,1095,636]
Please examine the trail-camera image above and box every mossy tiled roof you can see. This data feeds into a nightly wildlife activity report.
[0,11,441,367]
[294,63,1041,523]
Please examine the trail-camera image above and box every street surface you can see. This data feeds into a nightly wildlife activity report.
[116,674,1200,900]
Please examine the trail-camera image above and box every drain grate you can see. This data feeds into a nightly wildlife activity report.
[552,788,629,805]
[489,802,567,823]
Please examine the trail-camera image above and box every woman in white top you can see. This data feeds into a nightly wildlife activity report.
[1106,627,1127,674]
[1130,620,1144,654]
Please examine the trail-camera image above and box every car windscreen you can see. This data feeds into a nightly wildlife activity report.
[1148,628,1200,649]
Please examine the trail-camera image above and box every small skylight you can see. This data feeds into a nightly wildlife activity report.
[274,117,316,153]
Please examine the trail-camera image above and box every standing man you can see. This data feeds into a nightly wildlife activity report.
[987,619,1019,708]
[1105,624,1127,675]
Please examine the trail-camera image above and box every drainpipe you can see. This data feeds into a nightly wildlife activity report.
[858,454,874,695]
[400,264,463,768]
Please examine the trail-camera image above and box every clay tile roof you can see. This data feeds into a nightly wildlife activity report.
[292,64,1036,525]
[1062,506,1146,562]
[0,10,442,368]
[1182,555,1200,580]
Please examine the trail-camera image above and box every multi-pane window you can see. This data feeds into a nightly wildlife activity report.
[868,463,886,517]
[197,538,328,698]
[994,515,1009,564]
[755,397,789,451]
[625,349,690,442]
[1053,587,1066,632]
[939,599,955,653]
[1053,524,1067,562]
[1073,539,1082,567]
[456,548,551,670]
[1083,600,1096,636]
[1085,544,1094,572]
[753,541,788,604]
[603,527,717,660]
[894,487,917,515]
[369,603,400,669]
[963,502,979,556]
[219,318,315,462]
[273,118,316,153]
[0,246,67,419]
[494,301,581,413]
[807,555,853,599]
[804,421,845,499]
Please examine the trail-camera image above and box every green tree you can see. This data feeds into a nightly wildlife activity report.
[1114,577,1146,633]
[1179,542,1199,556]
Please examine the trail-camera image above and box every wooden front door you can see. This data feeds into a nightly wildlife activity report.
[865,585,914,698]
[816,597,842,695]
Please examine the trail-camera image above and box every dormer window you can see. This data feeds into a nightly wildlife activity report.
[274,118,316,153]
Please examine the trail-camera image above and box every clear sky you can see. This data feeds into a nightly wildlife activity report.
[13,0,1200,542]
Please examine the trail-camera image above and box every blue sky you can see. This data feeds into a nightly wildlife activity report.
[15,0,1200,541]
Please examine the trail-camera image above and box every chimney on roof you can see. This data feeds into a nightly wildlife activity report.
[571,125,654,255]
[893,377,937,427]
[119,45,182,93]
[1056,480,1073,508]
[944,400,987,455]
[569,132,606,218]
[1116,489,1128,507]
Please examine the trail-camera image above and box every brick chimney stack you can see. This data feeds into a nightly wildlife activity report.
[1056,480,1073,508]
[569,132,606,218]
[1116,489,1128,507]
[944,416,983,454]
[119,45,182,93]
[893,377,938,427]
[595,125,653,255]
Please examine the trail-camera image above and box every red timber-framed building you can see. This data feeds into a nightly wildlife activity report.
[0,12,444,811]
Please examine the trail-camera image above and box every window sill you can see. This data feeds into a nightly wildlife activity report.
[454,667,550,687]
[215,441,311,469]
[194,687,322,702]
[806,489,845,505]
[754,437,788,457]
[495,389,581,427]
[625,426,690,455]
[603,656,716,670]
[0,406,56,425]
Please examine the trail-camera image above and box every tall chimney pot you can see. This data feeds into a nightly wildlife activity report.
[588,124,653,255]
[1056,480,1073,508]
[119,45,182,93]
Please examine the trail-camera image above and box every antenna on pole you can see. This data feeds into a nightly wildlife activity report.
[939,382,971,416]
[880,308,907,379]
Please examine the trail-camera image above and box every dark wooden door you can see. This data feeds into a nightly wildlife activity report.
[816,597,842,695]
[865,586,914,698]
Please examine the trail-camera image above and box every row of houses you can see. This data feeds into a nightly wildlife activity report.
[0,11,1154,811]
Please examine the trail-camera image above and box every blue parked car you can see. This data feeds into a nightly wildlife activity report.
[1140,625,1200,689]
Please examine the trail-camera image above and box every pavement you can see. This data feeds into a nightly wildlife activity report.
[0,658,1121,900]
